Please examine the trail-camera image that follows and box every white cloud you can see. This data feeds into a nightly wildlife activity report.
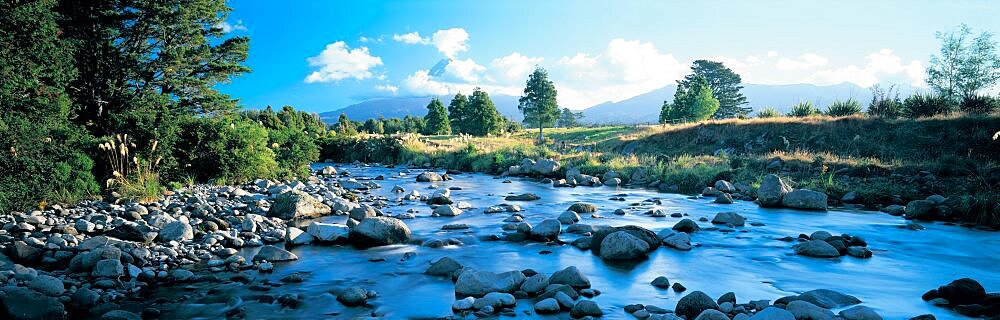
[375,84,399,94]
[216,20,247,33]
[445,58,487,82]
[491,52,544,82]
[807,49,924,87]
[431,28,469,59]
[402,70,450,96]
[776,53,829,70]
[767,50,779,58]
[392,32,427,44]
[304,41,383,83]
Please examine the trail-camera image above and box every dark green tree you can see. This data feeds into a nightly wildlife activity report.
[678,60,749,118]
[557,108,584,128]
[362,118,384,134]
[659,85,687,124]
[518,67,560,141]
[422,98,451,135]
[664,76,719,122]
[466,88,503,136]
[336,112,357,135]
[448,93,469,134]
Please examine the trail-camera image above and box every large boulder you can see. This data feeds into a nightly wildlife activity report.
[0,286,66,320]
[794,240,841,258]
[424,257,463,277]
[591,225,660,257]
[714,180,736,193]
[349,217,412,247]
[558,211,581,225]
[454,269,526,297]
[433,205,463,217]
[570,300,603,318]
[781,189,828,210]
[253,245,298,262]
[839,306,883,320]
[797,289,862,308]
[307,222,349,242]
[757,174,791,207]
[549,266,590,289]
[567,203,597,214]
[268,190,332,220]
[660,231,692,251]
[416,171,443,182]
[531,159,561,175]
[530,219,561,241]
[711,212,745,226]
[157,221,194,242]
[673,219,701,233]
[936,278,987,305]
[428,189,453,205]
[676,291,721,320]
[599,231,650,261]
[904,200,937,220]
[785,300,834,320]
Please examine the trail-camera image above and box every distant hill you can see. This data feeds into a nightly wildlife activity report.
[580,83,902,124]
[320,94,523,123]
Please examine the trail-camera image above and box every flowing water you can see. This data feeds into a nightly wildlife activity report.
[160,164,1000,319]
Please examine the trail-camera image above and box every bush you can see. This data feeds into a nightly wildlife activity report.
[269,128,320,179]
[0,121,100,212]
[756,107,780,118]
[868,85,903,118]
[173,117,278,184]
[959,95,999,115]
[903,93,957,118]
[787,101,819,117]
[825,99,863,117]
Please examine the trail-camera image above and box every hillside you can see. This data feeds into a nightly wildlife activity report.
[319,94,523,123]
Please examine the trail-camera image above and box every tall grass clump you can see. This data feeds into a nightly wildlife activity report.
[825,99,863,117]
[903,93,957,118]
[99,134,162,202]
[787,101,819,117]
[868,85,903,118]
[959,95,1000,115]
[756,107,780,118]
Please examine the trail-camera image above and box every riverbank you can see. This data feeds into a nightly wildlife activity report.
[320,114,1000,227]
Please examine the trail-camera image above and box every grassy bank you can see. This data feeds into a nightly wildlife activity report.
[320,115,1000,226]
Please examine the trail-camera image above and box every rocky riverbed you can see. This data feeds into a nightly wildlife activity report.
[1,162,998,319]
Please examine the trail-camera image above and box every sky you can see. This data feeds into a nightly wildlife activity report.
[217,0,1000,112]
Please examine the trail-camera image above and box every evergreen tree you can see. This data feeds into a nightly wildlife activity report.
[662,76,718,123]
[422,98,451,135]
[660,85,688,123]
[448,93,469,134]
[678,60,749,118]
[557,108,584,128]
[466,88,503,136]
[336,112,357,135]
[518,67,560,141]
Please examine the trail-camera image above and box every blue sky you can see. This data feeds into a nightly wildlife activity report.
[217,0,1000,112]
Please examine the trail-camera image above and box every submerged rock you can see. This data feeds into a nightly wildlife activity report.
[454,269,526,297]
[782,189,829,210]
[253,245,298,262]
[794,240,840,258]
[599,231,650,260]
[416,171,443,182]
[676,291,720,320]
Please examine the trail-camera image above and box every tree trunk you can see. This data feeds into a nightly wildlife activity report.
[537,121,544,144]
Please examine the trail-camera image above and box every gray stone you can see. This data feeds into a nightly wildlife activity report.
[651,276,671,288]
[785,300,834,320]
[695,309,731,320]
[676,291,720,320]
[425,257,463,277]
[661,231,692,251]
[599,231,650,260]
[337,287,368,306]
[757,174,791,207]
[558,211,581,225]
[268,190,331,220]
[27,275,64,296]
[748,307,795,320]
[433,205,463,217]
[92,258,124,277]
[549,266,590,289]
[904,200,936,220]
[454,269,526,297]
[715,180,736,193]
[798,289,862,308]
[252,245,298,262]
[472,292,515,310]
[711,212,745,226]
[307,221,349,242]
[568,203,597,213]
[452,296,475,310]
[520,273,550,294]
[782,189,828,210]
[349,217,412,247]
[673,219,700,233]
[794,240,840,258]
[570,300,603,318]
[416,171,443,182]
[838,306,882,320]
[534,298,561,313]
[530,219,561,241]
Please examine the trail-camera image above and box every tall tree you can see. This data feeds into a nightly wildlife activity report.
[662,76,718,123]
[677,60,748,118]
[447,93,469,134]
[659,85,687,124]
[927,24,1000,100]
[336,112,356,135]
[518,67,560,142]
[422,98,451,135]
[466,88,503,136]
[557,108,584,128]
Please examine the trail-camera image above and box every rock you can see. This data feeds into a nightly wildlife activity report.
[781,189,828,210]
[106,223,155,242]
[452,297,475,310]
[472,292,515,310]
[714,193,734,204]
[798,289,862,308]
[252,245,298,262]
[307,222,349,242]
[839,306,882,320]
[427,189,453,205]
[718,292,736,305]
[71,287,99,308]
[416,171,443,182]
[809,231,833,241]
[904,200,937,220]
[534,298,561,314]
[673,219,700,233]
[794,240,840,258]
[926,194,947,204]
[425,257,463,277]
[285,227,314,245]
[599,231,650,260]
[676,291,721,320]
[27,275,65,296]
[711,212,745,226]
[570,300,603,318]
[749,307,795,320]
[661,232,692,251]
[936,278,986,305]
[0,286,65,320]
[520,273,550,294]
[170,269,195,282]
[841,191,859,203]
[454,269,526,297]
[321,166,337,175]
[531,159,561,175]
[550,266,591,289]
[433,205,463,217]
[505,193,540,201]
[847,246,873,258]
[92,259,124,277]
[757,174,792,207]
[268,190,331,220]
[558,211,581,225]
[349,217,412,247]
[651,276,671,288]
[785,300,834,320]
[695,309,730,320]
[157,220,194,242]
[337,287,369,306]
[530,219,561,241]
[673,282,687,292]
[100,310,141,320]
[568,203,598,213]
[715,180,736,193]
[554,291,576,309]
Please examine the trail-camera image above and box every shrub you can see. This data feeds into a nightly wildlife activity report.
[269,128,320,179]
[173,117,278,184]
[959,95,999,115]
[825,99,863,117]
[787,101,819,117]
[868,85,903,118]
[903,93,957,118]
[756,107,780,118]
[98,134,162,202]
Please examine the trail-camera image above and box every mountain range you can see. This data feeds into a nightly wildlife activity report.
[320,83,914,125]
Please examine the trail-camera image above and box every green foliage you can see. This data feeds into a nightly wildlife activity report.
[422,98,451,135]
[825,99,863,117]
[448,93,469,134]
[926,24,1000,99]
[903,93,957,118]
[661,76,719,123]
[173,117,277,184]
[557,108,584,128]
[361,118,385,134]
[336,112,358,135]
[269,128,319,179]
[518,67,560,139]
[465,88,504,136]
[679,60,749,118]
[867,85,904,118]
[756,107,780,118]
[959,95,1000,115]
[787,101,819,117]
